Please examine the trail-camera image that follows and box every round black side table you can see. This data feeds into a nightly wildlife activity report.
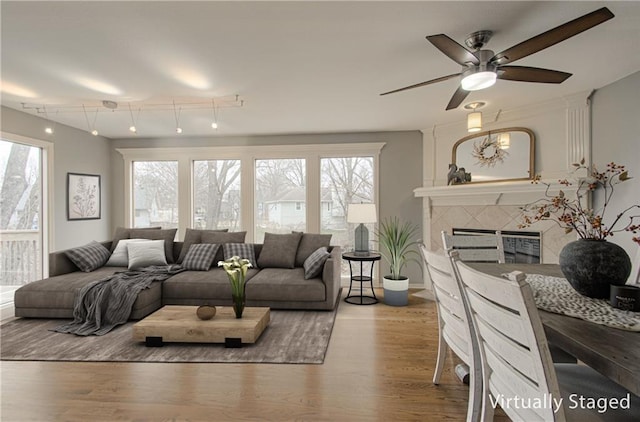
[342,252,381,305]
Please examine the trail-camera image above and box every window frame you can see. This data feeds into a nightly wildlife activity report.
[117,142,384,242]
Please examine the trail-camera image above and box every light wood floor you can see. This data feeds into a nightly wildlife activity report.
[1,290,508,421]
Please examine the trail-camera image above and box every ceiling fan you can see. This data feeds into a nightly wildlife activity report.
[381,7,614,110]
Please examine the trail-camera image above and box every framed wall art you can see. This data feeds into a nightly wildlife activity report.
[67,172,101,220]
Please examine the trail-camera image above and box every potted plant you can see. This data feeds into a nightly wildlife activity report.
[376,217,421,306]
[520,160,639,298]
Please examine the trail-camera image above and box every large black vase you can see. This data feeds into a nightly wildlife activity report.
[559,239,631,299]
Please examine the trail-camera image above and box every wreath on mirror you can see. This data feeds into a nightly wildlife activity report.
[472,136,509,167]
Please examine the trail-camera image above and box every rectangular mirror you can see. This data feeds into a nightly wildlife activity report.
[452,127,535,183]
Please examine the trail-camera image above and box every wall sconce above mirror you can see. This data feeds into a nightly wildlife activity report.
[451,127,535,184]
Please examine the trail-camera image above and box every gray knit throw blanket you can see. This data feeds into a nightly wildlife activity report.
[53,265,184,336]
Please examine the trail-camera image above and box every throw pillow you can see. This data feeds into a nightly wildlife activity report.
[127,240,168,270]
[223,243,257,268]
[110,228,177,264]
[182,243,220,271]
[202,231,247,263]
[304,247,331,279]
[110,226,161,252]
[294,233,332,267]
[258,232,303,269]
[177,228,229,264]
[105,238,147,267]
[64,241,111,272]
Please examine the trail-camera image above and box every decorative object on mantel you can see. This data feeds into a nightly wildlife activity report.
[218,256,252,318]
[520,160,640,298]
[196,305,217,320]
[375,217,421,306]
[452,127,534,184]
[447,163,471,185]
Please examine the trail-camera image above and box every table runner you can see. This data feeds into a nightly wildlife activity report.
[525,274,640,332]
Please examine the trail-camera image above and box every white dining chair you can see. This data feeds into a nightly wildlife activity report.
[420,245,481,422]
[453,257,640,421]
[442,230,506,264]
[629,247,640,285]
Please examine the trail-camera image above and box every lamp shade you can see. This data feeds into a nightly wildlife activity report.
[467,111,482,133]
[347,203,377,224]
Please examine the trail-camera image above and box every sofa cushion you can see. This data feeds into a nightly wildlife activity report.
[258,232,302,269]
[246,268,326,302]
[295,233,332,267]
[111,228,177,264]
[14,266,162,319]
[162,268,260,302]
[105,238,147,267]
[182,243,220,271]
[177,228,229,263]
[304,247,330,279]
[110,226,160,252]
[64,241,111,272]
[222,243,257,268]
[202,231,247,263]
[127,240,167,270]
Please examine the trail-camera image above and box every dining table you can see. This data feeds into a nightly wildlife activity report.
[469,262,640,397]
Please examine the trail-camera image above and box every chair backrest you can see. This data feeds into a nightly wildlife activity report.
[442,230,506,264]
[420,245,473,366]
[453,258,565,422]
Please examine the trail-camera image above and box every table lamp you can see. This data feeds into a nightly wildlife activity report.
[347,203,377,254]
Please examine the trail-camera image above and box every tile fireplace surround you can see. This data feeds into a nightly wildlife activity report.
[415,180,576,264]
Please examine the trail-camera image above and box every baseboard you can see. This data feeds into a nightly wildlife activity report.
[1,301,15,322]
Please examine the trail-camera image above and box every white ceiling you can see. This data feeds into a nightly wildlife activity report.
[2,1,639,139]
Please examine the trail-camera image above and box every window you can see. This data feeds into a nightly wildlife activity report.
[0,140,44,287]
[320,157,374,249]
[132,161,178,228]
[193,160,241,230]
[255,158,306,242]
[118,143,383,248]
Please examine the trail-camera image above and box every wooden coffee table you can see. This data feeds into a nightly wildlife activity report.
[132,305,270,348]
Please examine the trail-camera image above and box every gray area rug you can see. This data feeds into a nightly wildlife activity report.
[0,307,338,364]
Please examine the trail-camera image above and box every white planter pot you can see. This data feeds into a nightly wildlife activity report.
[383,276,409,306]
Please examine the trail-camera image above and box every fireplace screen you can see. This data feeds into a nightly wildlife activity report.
[452,228,541,264]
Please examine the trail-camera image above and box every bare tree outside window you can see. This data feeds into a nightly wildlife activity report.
[193,160,241,230]
[255,158,306,242]
[0,140,42,286]
[133,161,178,228]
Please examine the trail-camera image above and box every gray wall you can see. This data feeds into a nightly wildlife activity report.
[1,106,112,250]
[592,71,640,258]
[111,131,424,283]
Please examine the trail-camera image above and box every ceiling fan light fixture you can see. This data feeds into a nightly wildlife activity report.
[461,70,497,91]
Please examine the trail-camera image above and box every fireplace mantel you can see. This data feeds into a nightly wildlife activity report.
[414,180,564,207]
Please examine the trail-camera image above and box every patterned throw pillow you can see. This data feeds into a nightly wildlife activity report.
[223,243,258,268]
[64,241,111,272]
[177,228,229,263]
[182,243,220,271]
[304,247,330,279]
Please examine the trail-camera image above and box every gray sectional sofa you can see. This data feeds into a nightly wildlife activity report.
[14,231,342,320]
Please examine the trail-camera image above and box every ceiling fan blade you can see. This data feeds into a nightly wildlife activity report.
[446,86,470,110]
[380,73,460,96]
[426,34,479,66]
[491,7,614,65]
[498,66,572,83]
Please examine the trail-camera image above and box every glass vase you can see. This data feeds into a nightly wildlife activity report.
[232,285,246,319]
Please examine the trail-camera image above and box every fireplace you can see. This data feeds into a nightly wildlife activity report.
[452,228,541,264]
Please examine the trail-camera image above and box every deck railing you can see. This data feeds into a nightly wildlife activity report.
[0,230,41,286]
